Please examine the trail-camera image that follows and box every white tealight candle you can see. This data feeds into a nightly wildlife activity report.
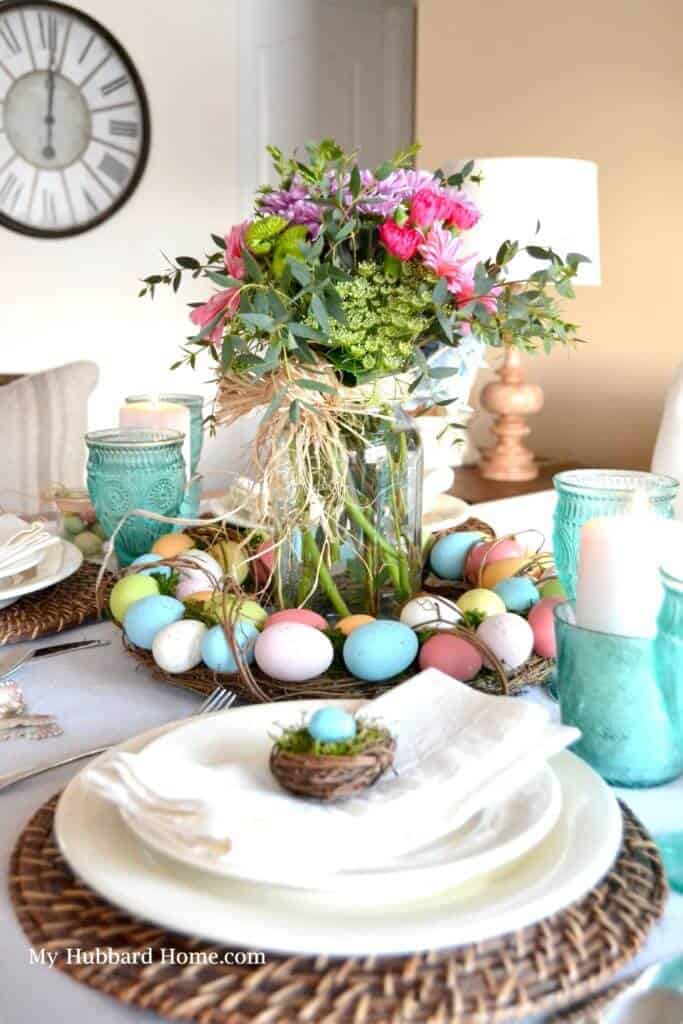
[575,491,664,638]
[119,399,191,479]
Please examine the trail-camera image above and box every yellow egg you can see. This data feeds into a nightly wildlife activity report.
[151,533,194,558]
[209,594,268,629]
[182,589,215,604]
[480,556,533,589]
[337,614,375,636]
[109,574,160,623]
[208,540,248,585]
[456,588,506,619]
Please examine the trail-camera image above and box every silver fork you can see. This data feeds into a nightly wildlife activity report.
[0,686,237,793]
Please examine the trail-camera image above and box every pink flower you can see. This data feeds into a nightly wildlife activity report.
[446,192,480,231]
[409,186,451,229]
[225,221,248,279]
[379,220,422,261]
[454,275,499,313]
[189,288,240,343]
[418,224,474,292]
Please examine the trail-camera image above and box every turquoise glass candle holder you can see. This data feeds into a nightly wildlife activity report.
[86,429,186,566]
[552,469,678,600]
[125,393,204,474]
[654,564,683,891]
[554,601,683,788]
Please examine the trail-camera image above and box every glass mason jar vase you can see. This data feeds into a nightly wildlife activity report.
[276,408,423,618]
[553,469,679,600]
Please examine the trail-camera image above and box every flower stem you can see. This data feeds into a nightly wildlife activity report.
[302,531,351,618]
[344,499,403,592]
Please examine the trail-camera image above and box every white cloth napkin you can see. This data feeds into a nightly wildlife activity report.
[0,514,59,573]
[85,668,579,881]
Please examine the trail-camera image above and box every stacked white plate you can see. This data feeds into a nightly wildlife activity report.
[0,538,82,610]
[56,699,623,957]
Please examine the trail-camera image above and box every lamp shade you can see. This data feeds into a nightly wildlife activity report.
[461,158,601,286]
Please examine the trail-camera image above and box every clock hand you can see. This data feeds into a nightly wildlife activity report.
[42,47,56,160]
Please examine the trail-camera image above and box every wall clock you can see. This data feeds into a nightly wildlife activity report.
[0,1,150,237]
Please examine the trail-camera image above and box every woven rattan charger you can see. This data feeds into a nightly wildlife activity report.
[10,797,666,1024]
[0,561,114,644]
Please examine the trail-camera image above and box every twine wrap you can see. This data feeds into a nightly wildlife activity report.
[270,729,396,801]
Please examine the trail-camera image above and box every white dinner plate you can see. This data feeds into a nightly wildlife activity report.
[423,494,470,533]
[55,715,623,957]
[121,700,562,896]
[0,539,82,610]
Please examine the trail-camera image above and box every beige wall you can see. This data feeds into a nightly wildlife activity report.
[416,0,683,469]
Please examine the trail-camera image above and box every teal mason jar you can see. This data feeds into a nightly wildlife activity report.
[555,599,683,788]
[86,429,186,566]
[553,470,678,600]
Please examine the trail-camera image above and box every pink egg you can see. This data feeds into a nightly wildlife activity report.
[254,622,334,681]
[528,597,564,658]
[175,575,213,601]
[465,539,525,583]
[419,634,483,682]
[264,608,328,631]
[253,540,275,587]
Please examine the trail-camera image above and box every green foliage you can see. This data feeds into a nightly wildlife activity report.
[273,719,388,757]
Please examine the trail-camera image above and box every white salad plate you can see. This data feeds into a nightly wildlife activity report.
[0,539,82,610]
[120,699,562,896]
[55,708,623,957]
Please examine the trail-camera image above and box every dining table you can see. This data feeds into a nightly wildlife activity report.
[1,490,682,1024]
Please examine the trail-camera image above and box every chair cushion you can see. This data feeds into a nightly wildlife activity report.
[0,362,98,513]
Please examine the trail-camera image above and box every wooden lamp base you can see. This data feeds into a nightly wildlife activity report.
[479,346,544,481]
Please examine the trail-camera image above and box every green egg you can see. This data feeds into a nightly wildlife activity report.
[91,522,107,540]
[73,531,103,557]
[109,574,160,623]
[539,578,566,600]
[63,514,86,536]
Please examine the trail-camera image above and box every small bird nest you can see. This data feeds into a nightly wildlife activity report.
[270,726,396,802]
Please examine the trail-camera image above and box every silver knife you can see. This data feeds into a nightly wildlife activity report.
[0,639,110,679]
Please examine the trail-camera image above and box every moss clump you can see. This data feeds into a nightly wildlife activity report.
[273,719,388,758]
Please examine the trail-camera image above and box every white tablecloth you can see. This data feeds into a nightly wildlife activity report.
[1,492,681,1024]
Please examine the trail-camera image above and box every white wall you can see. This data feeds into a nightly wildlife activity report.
[0,0,242,438]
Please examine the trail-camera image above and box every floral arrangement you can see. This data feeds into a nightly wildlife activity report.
[141,140,587,617]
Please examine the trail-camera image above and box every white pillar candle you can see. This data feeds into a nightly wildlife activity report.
[119,399,191,481]
[575,492,664,638]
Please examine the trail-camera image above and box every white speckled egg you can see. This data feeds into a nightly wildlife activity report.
[254,622,334,682]
[476,613,534,673]
[400,594,461,631]
[152,619,207,674]
[177,550,224,589]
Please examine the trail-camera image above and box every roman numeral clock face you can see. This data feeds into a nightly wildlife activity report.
[0,1,150,237]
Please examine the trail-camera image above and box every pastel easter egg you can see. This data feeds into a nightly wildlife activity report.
[123,594,185,650]
[151,532,195,559]
[109,574,160,623]
[177,550,224,589]
[456,588,506,619]
[182,589,215,604]
[400,594,461,631]
[337,614,375,636]
[73,530,103,557]
[131,553,172,579]
[465,538,525,584]
[429,531,484,580]
[175,576,215,601]
[152,619,207,673]
[539,578,566,600]
[208,540,249,585]
[254,622,334,682]
[528,597,564,658]
[210,594,268,629]
[253,539,275,586]
[419,633,483,681]
[493,577,540,615]
[308,707,357,743]
[201,621,259,673]
[63,514,86,536]
[477,613,534,672]
[265,608,328,631]
[92,522,107,540]
[481,557,534,590]
[343,620,418,682]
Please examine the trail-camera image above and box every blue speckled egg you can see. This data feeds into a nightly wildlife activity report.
[343,620,418,682]
[307,707,357,743]
[123,595,185,650]
[130,553,172,579]
[429,531,484,580]
[201,621,258,673]
[493,577,540,615]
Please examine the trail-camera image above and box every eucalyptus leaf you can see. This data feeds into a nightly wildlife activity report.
[242,247,263,282]
[298,378,336,393]
[311,293,329,333]
[431,277,449,304]
[206,271,242,288]
[239,312,275,330]
[176,256,200,270]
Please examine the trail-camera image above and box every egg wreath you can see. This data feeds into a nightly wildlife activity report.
[110,519,557,704]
